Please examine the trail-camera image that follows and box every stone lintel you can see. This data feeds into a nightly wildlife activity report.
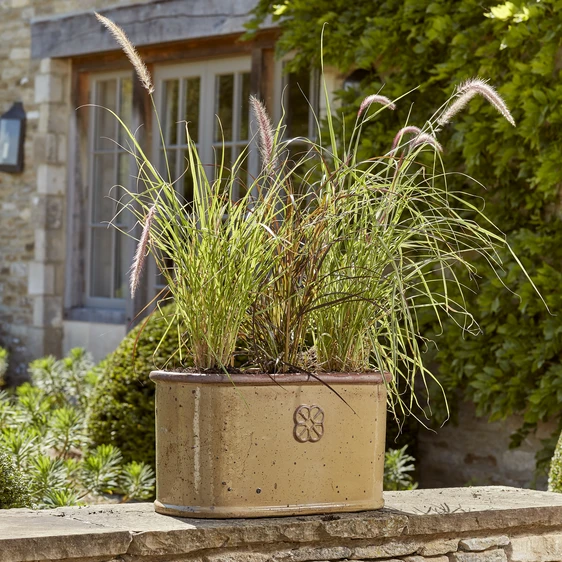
[1,487,562,562]
[30,0,276,60]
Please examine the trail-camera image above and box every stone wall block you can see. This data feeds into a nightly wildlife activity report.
[34,73,63,104]
[274,546,352,561]
[38,102,69,134]
[418,538,459,556]
[350,540,420,559]
[510,532,562,562]
[459,536,509,552]
[37,164,66,196]
[9,47,31,60]
[402,554,449,562]
[32,295,63,328]
[28,262,55,295]
[451,548,508,562]
[33,133,58,164]
[39,58,70,76]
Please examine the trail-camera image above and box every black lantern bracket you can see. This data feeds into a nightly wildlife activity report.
[0,102,26,173]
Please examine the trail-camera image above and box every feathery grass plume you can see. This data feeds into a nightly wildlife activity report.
[391,126,422,150]
[94,12,154,94]
[410,132,443,153]
[437,78,515,127]
[130,205,156,297]
[250,95,275,170]
[358,94,396,117]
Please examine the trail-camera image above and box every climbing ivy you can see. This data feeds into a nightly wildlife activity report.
[249,0,562,466]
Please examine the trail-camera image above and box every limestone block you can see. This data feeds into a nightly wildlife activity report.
[402,554,449,562]
[451,549,508,562]
[38,103,69,134]
[274,546,352,561]
[34,73,63,104]
[28,262,54,295]
[510,532,562,562]
[33,133,58,164]
[459,536,510,552]
[37,164,66,195]
[34,228,64,262]
[39,58,69,75]
[32,295,63,328]
[418,538,459,555]
[9,47,30,60]
[350,539,420,559]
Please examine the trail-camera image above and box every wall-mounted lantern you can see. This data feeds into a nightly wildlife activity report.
[0,102,26,173]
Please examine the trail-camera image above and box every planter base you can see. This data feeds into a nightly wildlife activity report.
[154,498,384,518]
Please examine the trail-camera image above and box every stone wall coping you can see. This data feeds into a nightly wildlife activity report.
[1,487,562,562]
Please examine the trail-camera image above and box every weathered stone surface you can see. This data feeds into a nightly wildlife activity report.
[459,536,510,552]
[0,511,131,562]
[1,488,562,562]
[402,554,449,562]
[350,539,420,559]
[417,538,459,555]
[385,486,562,535]
[510,532,562,562]
[451,549,508,562]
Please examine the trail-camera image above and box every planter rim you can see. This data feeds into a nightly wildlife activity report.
[149,370,391,385]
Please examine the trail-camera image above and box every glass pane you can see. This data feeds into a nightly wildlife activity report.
[214,145,232,184]
[118,77,133,145]
[287,68,310,138]
[95,80,118,150]
[92,153,116,223]
[114,229,128,299]
[90,227,112,298]
[163,79,179,145]
[181,149,194,204]
[239,73,251,141]
[184,77,200,143]
[0,119,21,165]
[160,148,177,184]
[215,74,234,142]
[115,152,130,225]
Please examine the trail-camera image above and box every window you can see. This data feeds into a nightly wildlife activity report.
[87,73,133,309]
[154,57,253,202]
[150,57,253,296]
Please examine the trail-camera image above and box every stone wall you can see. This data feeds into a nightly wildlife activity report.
[0,0,149,381]
[1,487,562,562]
[418,402,557,491]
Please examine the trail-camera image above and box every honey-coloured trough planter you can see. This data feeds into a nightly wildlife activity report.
[150,370,390,518]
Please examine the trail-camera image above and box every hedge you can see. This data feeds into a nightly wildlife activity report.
[87,307,187,466]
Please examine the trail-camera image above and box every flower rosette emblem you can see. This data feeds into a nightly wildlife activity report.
[293,404,325,443]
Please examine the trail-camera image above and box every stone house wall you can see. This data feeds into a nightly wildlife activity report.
[0,0,150,381]
[418,402,558,491]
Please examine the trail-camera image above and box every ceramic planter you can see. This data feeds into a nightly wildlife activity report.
[149,371,390,518]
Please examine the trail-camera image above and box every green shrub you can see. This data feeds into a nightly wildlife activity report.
[548,431,562,493]
[384,446,417,492]
[0,350,155,509]
[87,307,186,466]
[250,0,562,467]
[0,448,33,509]
[0,347,7,387]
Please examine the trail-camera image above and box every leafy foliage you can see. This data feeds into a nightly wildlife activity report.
[0,448,33,509]
[250,0,562,460]
[86,306,186,466]
[384,445,418,491]
[0,349,155,509]
[0,347,7,387]
[549,431,562,493]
